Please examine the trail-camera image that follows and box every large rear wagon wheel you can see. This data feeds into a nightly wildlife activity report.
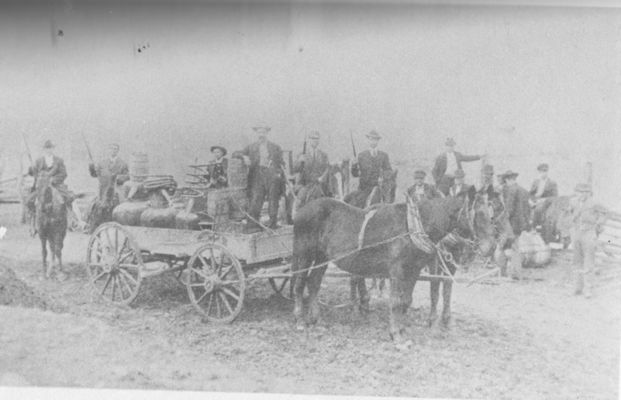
[86,222,143,305]
[186,243,245,323]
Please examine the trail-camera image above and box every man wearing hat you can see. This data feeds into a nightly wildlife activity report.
[27,140,73,208]
[406,169,441,202]
[292,131,330,211]
[529,163,558,230]
[236,124,285,231]
[477,164,496,194]
[204,145,228,189]
[89,143,130,207]
[351,130,392,195]
[567,183,607,298]
[432,138,484,196]
[448,169,472,198]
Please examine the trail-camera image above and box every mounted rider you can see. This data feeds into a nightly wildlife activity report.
[27,140,74,209]
[292,131,330,212]
[406,169,441,202]
[89,142,130,207]
[448,169,472,198]
[432,137,484,196]
[350,130,392,198]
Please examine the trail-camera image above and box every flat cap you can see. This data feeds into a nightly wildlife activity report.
[537,163,549,172]
[414,169,426,178]
[500,169,519,178]
[365,130,381,140]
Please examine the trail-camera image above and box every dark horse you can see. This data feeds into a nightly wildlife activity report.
[291,192,495,341]
[343,169,398,310]
[32,177,68,280]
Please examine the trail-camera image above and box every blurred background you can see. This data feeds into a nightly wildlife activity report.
[0,1,619,208]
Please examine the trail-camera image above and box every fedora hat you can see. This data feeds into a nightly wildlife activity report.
[365,130,381,140]
[252,124,271,132]
[43,140,55,149]
[308,131,320,140]
[537,163,549,172]
[414,169,426,178]
[210,145,227,156]
[500,169,519,179]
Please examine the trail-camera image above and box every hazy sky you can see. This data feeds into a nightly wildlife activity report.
[1,2,619,206]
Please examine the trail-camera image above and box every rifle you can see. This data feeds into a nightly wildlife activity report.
[21,132,33,166]
[349,131,357,159]
[81,132,94,163]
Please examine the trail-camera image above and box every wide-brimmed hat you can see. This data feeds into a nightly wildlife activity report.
[445,137,456,146]
[537,163,549,172]
[210,145,227,156]
[481,164,494,174]
[454,169,465,178]
[500,170,519,179]
[43,140,55,149]
[365,130,381,140]
[574,183,592,193]
[308,131,320,140]
[414,169,426,178]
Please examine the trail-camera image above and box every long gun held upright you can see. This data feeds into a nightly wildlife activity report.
[349,131,357,159]
[21,132,33,166]
[81,132,94,163]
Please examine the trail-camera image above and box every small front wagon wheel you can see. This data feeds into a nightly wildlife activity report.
[86,222,143,305]
[186,243,245,323]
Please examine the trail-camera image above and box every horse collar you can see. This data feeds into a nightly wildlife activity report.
[358,209,378,250]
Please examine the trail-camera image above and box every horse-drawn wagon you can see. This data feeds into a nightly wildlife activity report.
[85,158,298,323]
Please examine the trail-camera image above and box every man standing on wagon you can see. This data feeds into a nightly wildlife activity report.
[529,163,558,230]
[89,142,130,207]
[432,137,484,196]
[349,130,392,198]
[237,124,285,232]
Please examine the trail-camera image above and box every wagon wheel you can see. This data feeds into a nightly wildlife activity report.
[86,222,143,305]
[186,243,245,323]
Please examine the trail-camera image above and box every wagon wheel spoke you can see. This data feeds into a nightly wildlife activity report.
[219,264,234,280]
[118,267,139,287]
[91,270,107,284]
[214,293,221,319]
[118,268,138,294]
[209,247,218,274]
[119,263,141,270]
[111,274,118,302]
[219,285,240,302]
[194,288,209,305]
[219,279,243,286]
[101,273,113,295]
[218,291,234,316]
[116,271,132,299]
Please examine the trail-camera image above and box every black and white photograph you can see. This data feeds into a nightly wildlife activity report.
[0,1,620,399]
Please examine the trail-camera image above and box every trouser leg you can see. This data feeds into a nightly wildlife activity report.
[248,173,267,228]
[572,233,585,295]
[267,171,282,228]
[509,240,523,280]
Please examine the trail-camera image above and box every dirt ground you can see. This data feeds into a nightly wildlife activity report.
[0,202,619,399]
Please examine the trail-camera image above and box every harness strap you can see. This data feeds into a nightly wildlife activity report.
[406,195,435,254]
[358,209,378,250]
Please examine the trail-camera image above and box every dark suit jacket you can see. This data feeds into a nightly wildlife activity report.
[431,151,481,184]
[206,158,228,189]
[239,140,284,188]
[351,150,391,191]
[293,148,329,186]
[529,178,558,199]
[90,156,130,201]
[503,183,531,235]
[407,183,441,201]
[29,156,67,190]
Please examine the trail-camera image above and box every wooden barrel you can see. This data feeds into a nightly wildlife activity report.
[227,157,247,188]
[129,152,149,182]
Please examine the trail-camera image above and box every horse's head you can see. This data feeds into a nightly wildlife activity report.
[35,177,65,218]
[377,169,397,204]
[454,188,496,257]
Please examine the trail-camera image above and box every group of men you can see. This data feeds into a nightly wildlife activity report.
[25,128,605,298]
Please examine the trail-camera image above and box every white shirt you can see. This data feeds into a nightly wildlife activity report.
[445,151,458,177]
[451,184,463,196]
[535,178,547,198]
[44,155,54,168]
[259,143,269,167]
